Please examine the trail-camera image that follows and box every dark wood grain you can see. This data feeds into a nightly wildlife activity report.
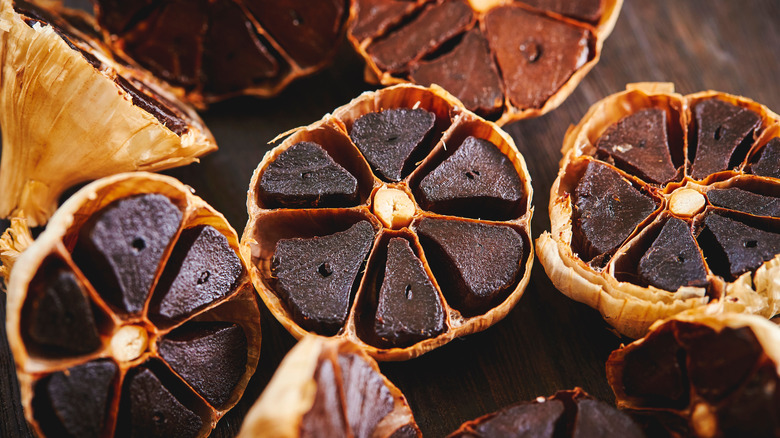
[2,0,780,436]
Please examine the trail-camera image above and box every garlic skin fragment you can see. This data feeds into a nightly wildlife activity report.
[0,214,33,285]
[0,0,216,226]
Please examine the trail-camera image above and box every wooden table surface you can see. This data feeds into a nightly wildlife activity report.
[2,0,780,436]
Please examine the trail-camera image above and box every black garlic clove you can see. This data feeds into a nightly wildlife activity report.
[272,221,375,335]
[373,237,446,347]
[417,136,523,220]
[74,194,182,314]
[258,141,359,208]
[350,108,435,182]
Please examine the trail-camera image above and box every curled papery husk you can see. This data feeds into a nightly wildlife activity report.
[607,311,780,437]
[242,84,534,360]
[537,83,780,338]
[238,335,420,438]
[6,172,261,438]
[0,0,216,226]
[347,0,622,125]
[91,0,350,107]
[0,215,33,284]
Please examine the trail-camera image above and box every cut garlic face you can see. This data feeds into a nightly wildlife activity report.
[0,0,216,226]
[242,84,534,360]
[537,82,780,338]
[607,311,780,437]
[5,172,261,438]
[347,0,623,125]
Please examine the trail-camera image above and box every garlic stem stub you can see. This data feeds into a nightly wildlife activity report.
[0,0,216,226]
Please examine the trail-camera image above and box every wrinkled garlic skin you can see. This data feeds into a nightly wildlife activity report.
[537,83,780,338]
[0,215,34,283]
[238,335,421,438]
[0,0,216,226]
[607,311,780,437]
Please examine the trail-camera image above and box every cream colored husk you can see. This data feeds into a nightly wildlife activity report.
[0,0,216,226]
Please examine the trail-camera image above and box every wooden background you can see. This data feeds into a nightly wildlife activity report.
[2,0,780,436]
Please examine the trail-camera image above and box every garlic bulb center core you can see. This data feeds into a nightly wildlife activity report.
[111,325,149,362]
[669,188,705,217]
[373,187,416,229]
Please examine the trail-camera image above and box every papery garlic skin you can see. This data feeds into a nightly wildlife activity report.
[0,0,216,226]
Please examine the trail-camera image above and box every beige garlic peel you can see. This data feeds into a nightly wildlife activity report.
[0,0,216,226]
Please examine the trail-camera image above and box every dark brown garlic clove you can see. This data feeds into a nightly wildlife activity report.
[484,6,592,111]
[638,217,708,291]
[373,237,446,347]
[25,257,101,355]
[73,194,182,314]
[33,360,117,438]
[151,225,243,322]
[691,99,761,179]
[596,108,677,184]
[522,0,606,23]
[750,137,780,178]
[410,28,503,116]
[157,322,247,408]
[122,366,203,438]
[365,0,474,74]
[272,221,375,335]
[572,161,657,261]
[707,187,780,218]
[258,141,359,209]
[416,217,524,316]
[703,212,780,279]
[417,136,524,220]
[350,108,436,182]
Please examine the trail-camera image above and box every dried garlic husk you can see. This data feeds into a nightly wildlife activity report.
[0,214,33,284]
[0,0,216,226]
[239,335,420,438]
[607,311,780,437]
[537,83,780,338]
